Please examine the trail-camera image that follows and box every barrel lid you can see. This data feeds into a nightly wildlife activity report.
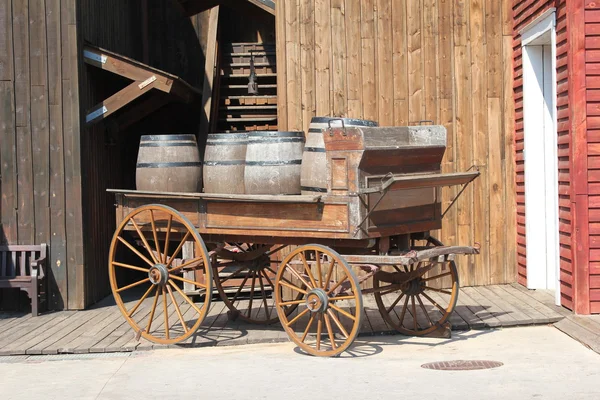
[207,132,249,140]
[310,117,378,127]
[140,134,197,142]
[248,131,305,138]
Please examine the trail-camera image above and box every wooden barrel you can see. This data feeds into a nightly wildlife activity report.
[136,134,202,193]
[244,131,305,195]
[203,133,248,194]
[301,117,378,195]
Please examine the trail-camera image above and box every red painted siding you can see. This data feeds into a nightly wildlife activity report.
[586,1,600,314]
[513,0,573,310]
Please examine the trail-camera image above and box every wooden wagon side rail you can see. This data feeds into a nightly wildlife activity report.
[341,244,480,266]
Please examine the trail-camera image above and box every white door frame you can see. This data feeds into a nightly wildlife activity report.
[521,9,561,305]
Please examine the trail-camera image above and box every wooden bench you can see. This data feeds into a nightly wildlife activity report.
[0,244,48,316]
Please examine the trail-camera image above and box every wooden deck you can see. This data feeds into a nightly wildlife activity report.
[0,284,569,356]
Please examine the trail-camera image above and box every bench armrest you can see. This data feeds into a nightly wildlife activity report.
[30,256,47,280]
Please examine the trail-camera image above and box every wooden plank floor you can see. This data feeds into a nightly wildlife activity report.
[0,284,568,356]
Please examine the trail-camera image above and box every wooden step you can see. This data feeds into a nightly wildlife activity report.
[222,73,277,78]
[222,84,277,89]
[220,105,278,110]
[219,117,278,122]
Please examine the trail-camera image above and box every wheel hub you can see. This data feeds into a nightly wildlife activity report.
[148,264,169,286]
[306,288,329,313]
[403,278,424,296]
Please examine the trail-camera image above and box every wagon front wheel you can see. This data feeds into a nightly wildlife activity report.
[108,204,212,345]
[275,245,363,357]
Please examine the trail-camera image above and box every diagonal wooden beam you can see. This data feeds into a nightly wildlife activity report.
[85,80,156,126]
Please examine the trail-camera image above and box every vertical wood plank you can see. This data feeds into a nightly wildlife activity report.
[438,0,454,100]
[13,0,30,128]
[407,0,424,125]
[299,0,315,133]
[315,0,332,117]
[471,0,490,285]
[63,21,84,310]
[29,0,48,87]
[0,82,17,244]
[488,97,505,284]
[503,34,517,283]
[276,0,288,129]
[331,0,347,117]
[199,7,219,135]
[423,0,439,123]
[486,0,502,98]
[49,104,67,309]
[0,0,14,80]
[31,86,50,247]
[391,0,408,125]
[360,0,377,121]
[285,0,302,129]
[453,0,474,285]
[346,0,362,119]
[17,125,35,245]
[440,98,457,248]
[46,0,61,106]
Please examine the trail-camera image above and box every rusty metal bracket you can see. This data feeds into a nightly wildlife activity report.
[441,165,480,219]
[327,118,347,136]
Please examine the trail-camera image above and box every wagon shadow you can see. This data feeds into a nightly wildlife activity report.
[292,329,496,359]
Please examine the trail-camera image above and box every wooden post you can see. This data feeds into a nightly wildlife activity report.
[200,7,220,135]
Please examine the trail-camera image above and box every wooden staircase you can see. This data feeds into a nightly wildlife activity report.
[216,42,278,132]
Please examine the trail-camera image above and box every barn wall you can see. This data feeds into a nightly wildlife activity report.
[0,0,83,310]
[276,0,517,286]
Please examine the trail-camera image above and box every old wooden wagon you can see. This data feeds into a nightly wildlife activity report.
[108,124,479,356]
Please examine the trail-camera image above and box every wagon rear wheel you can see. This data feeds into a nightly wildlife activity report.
[373,238,459,336]
[275,245,363,357]
[213,244,300,324]
[108,204,212,345]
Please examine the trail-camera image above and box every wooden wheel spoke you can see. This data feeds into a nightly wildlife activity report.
[300,253,318,289]
[393,265,402,273]
[149,210,162,263]
[162,214,173,264]
[169,257,204,274]
[257,271,271,320]
[231,275,251,304]
[316,315,323,350]
[380,284,403,297]
[323,258,337,291]
[130,217,160,264]
[326,274,349,295]
[301,314,315,343]
[285,262,313,290]
[112,261,149,273]
[315,251,323,288]
[386,293,405,314]
[398,295,410,326]
[416,295,434,327]
[329,295,356,302]
[162,286,169,340]
[127,284,155,318]
[329,303,356,321]
[423,286,453,296]
[146,286,160,334]
[168,280,203,315]
[286,308,310,327]
[422,271,453,282]
[167,284,188,333]
[117,277,150,293]
[324,313,337,350]
[247,271,257,316]
[279,299,305,306]
[265,244,287,257]
[218,266,248,284]
[116,237,155,268]
[169,273,207,288]
[166,231,192,269]
[278,279,308,295]
[420,291,447,314]
[326,309,349,339]
[411,295,418,330]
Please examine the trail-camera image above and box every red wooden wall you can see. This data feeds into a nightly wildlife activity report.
[512,0,575,309]
[585,0,600,314]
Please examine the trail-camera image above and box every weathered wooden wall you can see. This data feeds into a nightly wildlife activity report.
[276,0,517,286]
[0,0,82,310]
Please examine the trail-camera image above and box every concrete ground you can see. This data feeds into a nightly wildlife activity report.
[1,326,599,400]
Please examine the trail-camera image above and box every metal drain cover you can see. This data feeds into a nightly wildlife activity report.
[421,360,503,371]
